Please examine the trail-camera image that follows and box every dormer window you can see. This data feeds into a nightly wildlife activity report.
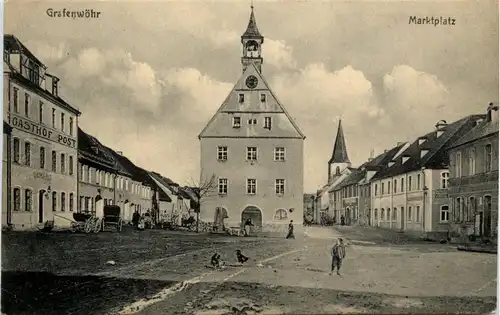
[238,94,244,103]
[260,93,266,103]
[248,118,257,125]
[420,149,429,158]
[232,117,241,128]
[418,138,426,146]
[264,117,272,129]
[402,156,410,164]
[388,161,395,167]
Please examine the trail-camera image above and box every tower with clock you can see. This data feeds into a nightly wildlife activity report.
[198,5,306,236]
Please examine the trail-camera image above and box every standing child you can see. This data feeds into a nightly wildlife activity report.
[329,238,346,275]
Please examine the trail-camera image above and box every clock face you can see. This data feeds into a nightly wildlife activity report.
[245,75,258,89]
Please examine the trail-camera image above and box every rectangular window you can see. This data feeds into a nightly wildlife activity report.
[416,206,420,222]
[440,205,449,223]
[417,174,421,190]
[247,179,256,195]
[69,117,74,136]
[218,178,228,195]
[13,138,20,163]
[408,206,412,222]
[381,183,385,195]
[24,93,30,117]
[239,94,244,103]
[387,181,391,194]
[52,192,57,212]
[468,149,476,175]
[69,193,74,212]
[69,156,74,175]
[274,147,285,161]
[52,150,57,172]
[248,118,257,125]
[217,146,228,161]
[246,147,258,161]
[441,172,449,189]
[264,117,272,129]
[60,113,65,132]
[232,117,241,128]
[13,87,19,113]
[455,152,462,177]
[400,178,404,192]
[275,179,285,195]
[52,108,56,128]
[13,188,20,211]
[374,184,378,196]
[39,101,44,123]
[408,176,412,191]
[24,142,31,166]
[485,145,492,172]
[24,189,32,211]
[60,153,66,174]
[61,192,66,212]
[261,93,266,102]
[40,147,45,169]
[393,179,397,193]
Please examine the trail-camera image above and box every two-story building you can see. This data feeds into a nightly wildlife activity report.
[448,103,498,243]
[198,6,306,234]
[3,34,81,230]
[370,116,484,239]
[76,128,133,222]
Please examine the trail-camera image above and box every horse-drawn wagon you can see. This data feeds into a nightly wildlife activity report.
[101,205,124,232]
[69,213,101,233]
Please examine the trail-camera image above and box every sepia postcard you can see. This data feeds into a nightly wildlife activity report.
[1,0,498,314]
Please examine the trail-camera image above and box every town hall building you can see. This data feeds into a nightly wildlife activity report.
[198,6,306,234]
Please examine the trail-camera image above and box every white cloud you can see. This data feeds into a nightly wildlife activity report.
[263,39,297,69]
[24,41,69,63]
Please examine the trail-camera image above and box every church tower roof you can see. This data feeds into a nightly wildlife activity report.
[329,120,350,164]
[242,5,263,39]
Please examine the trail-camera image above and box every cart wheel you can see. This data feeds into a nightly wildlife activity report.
[84,220,92,234]
[70,222,78,233]
[93,218,102,233]
[118,220,123,232]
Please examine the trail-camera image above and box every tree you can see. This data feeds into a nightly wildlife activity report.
[187,173,217,233]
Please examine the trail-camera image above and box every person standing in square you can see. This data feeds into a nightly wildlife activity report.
[329,238,346,275]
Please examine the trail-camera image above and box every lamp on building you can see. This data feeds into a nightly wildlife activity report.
[289,208,294,213]
[45,186,52,199]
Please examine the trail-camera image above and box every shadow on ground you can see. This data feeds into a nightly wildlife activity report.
[154,281,497,315]
[1,271,176,315]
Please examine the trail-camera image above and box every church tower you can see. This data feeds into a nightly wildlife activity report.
[198,5,305,234]
[328,120,351,183]
[241,5,264,73]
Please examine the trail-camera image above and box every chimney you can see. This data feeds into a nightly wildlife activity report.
[487,102,499,123]
[435,120,448,137]
[52,76,59,97]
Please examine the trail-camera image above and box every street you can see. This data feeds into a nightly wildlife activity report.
[2,226,497,315]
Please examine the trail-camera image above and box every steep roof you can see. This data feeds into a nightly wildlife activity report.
[241,7,263,39]
[448,116,496,149]
[329,120,350,164]
[372,115,484,180]
[198,62,305,139]
[78,128,131,176]
[337,167,366,189]
[4,34,46,68]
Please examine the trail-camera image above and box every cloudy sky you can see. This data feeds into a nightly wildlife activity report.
[5,0,498,192]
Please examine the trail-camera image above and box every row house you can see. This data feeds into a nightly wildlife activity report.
[369,116,484,240]
[448,103,499,243]
[149,172,194,225]
[3,34,81,230]
[74,128,132,226]
[108,151,156,222]
[332,143,405,226]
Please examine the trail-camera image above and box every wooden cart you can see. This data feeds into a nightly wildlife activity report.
[101,205,123,232]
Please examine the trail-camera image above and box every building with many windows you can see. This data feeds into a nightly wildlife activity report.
[3,34,81,230]
[75,127,133,223]
[448,103,498,243]
[369,116,484,239]
[198,6,305,233]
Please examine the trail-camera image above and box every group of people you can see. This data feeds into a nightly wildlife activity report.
[242,218,295,239]
[210,249,250,269]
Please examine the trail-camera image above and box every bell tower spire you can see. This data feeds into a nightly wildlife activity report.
[328,119,351,183]
[241,3,264,73]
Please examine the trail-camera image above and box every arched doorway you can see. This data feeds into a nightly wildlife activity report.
[241,206,263,232]
[214,207,228,231]
[38,190,45,223]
